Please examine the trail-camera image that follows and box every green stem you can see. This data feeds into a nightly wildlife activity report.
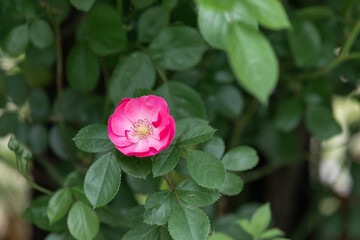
[296,52,360,81]
[164,173,182,206]
[16,153,53,195]
[101,58,112,123]
[228,99,258,149]
[24,175,53,195]
[155,65,168,83]
[241,158,305,183]
[55,23,63,122]
[340,19,360,57]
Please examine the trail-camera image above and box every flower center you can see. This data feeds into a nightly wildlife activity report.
[130,118,154,140]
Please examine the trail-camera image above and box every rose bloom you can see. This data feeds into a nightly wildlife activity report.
[108,95,175,157]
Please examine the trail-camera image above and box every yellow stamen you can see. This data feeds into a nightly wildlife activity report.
[138,126,148,136]
[130,118,154,140]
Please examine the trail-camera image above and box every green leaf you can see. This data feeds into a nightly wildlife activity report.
[66,44,100,92]
[260,228,284,239]
[202,136,225,159]
[176,178,220,206]
[144,190,178,225]
[222,146,259,171]
[152,144,180,177]
[126,175,161,194]
[226,23,278,104]
[187,150,226,189]
[160,227,173,240]
[208,233,235,240]
[178,125,216,146]
[162,0,178,11]
[45,232,73,240]
[53,88,84,123]
[197,0,236,11]
[122,224,160,240]
[243,0,290,30]
[70,0,95,11]
[78,4,127,56]
[30,19,54,49]
[251,203,271,236]
[126,206,145,228]
[64,170,82,187]
[220,172,243,196]
[28,88,50,121]
[296,6,334,21]
[73,124,113,153]
[216,85,243,117]
[138,6,169,43]
[6,74,28,106]
[67,201,100,240]
[157,82,206,120]
[274,97,302,132]
[47,188,72,224]
[168,205,210,240]
[305,105,342,140]
[71,186,91,206]
[134,88,160,98]
[149,26,207,71]
[0,112,18,137]
[236,219,252,236]
[198,2,257,49]
[175,118,208,138]
[49,124,76,161]
[109,52,156,104]
[287,20,321,68]
[25,43,56,67]
[29,124,48,155]
[15,122,29,144]
[23,196,66,232]
[130,0,156,9]
[3,24,29,56]
[116,152,152,178]
[84,152,121,207]
[45,0,70,23]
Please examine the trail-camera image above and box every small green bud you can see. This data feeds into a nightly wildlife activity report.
[23,149,32,161]
[8,137,19,151]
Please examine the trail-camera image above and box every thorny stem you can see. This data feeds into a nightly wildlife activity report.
[164,173,182,206]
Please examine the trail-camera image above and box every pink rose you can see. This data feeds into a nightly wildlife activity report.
[108,95,176,157]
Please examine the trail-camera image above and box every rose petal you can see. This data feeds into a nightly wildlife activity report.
[164,116,176,148]
[116,140,149,156]
[110,110,132,137]
[124,98,155,122]
[126,147,159,157]
[108,120,132,147]
[125,130,138,143]
[141,95,169,120]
